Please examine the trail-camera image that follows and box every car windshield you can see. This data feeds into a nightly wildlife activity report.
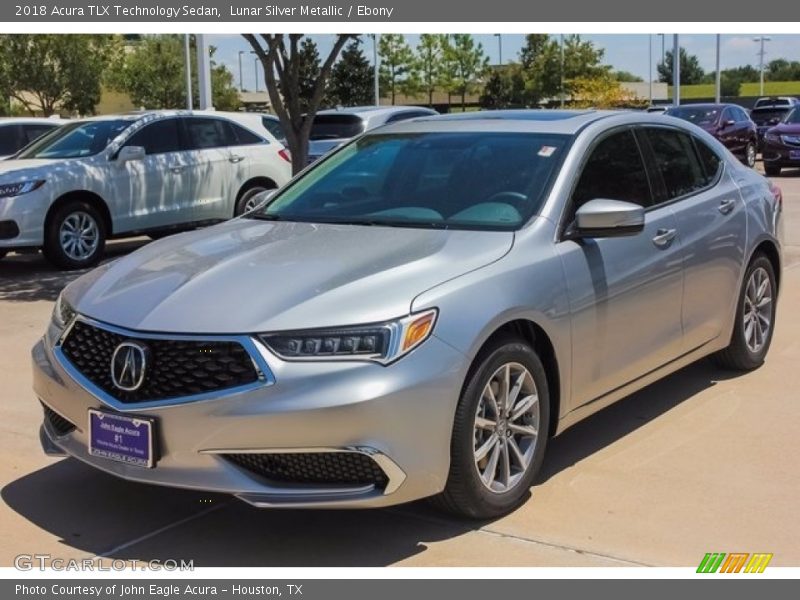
[751,108,791,126]
[251,131,570,231]
[17,119,134,159]
[666,107,720,125]
[783,108,800,124]
[309,114,365,140]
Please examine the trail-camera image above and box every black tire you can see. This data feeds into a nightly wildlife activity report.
[743,141,757,168]
[43,200,106,270]
[432,336,550,519]
[234,185,273,217]
[764,164,781,177]
[713,254,777,371]
[0,249,7,260]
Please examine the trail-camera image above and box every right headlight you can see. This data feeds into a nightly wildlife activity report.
[52,292,76,329]
[259,309,437,365]
[0,180,45,198]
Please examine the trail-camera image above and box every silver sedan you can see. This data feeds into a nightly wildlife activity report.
[34,110,782,518]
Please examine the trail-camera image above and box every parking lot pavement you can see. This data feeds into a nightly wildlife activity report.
[2,171,799,568]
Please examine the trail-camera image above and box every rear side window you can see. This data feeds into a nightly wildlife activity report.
[571,129,652,210]
[228,122,264,146]
[183,117,229,150]
[644,128,707,200]
[125,119,182,155]
[262,117,285,140]
[694,138,722,185]
[21,124,57,144]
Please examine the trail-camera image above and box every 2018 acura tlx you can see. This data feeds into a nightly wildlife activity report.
[34,110,783,518]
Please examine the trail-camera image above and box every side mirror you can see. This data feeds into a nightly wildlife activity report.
[117,145,145,163]
[571,199,645,239]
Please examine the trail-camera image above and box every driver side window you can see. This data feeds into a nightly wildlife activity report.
[570,129,653,218]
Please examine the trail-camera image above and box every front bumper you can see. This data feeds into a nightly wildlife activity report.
[0,189,49,248]
[762,139,800,167]
[33,321,467,509]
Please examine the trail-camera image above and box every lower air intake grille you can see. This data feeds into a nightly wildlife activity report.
[42,403,76,436]
[225,452,389,489]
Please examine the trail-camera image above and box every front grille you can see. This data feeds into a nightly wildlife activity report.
[60,320,260,403]
[225,452,389,489]
[42,403,76,436]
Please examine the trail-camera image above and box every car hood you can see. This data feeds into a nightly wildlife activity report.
[67,219,514,334]
[0,158,66,179]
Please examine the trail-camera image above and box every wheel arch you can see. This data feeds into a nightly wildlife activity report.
[751,238,781,293]
[236,177,278,202]
[44,190,112,238]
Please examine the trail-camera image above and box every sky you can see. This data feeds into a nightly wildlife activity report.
[209,34,800,92]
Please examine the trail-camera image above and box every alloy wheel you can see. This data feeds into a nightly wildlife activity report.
[473,362,540,493]
[743,266,772,353]
[59,211,99,261]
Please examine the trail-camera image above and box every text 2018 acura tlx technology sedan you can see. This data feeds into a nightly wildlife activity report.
[34,110,782,518]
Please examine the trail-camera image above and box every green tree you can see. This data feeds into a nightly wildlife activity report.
[519,34,608,105]
[720,72,744,97]
[327,39,373,107]
[479,64,526,109]
[767,59,800,81]
[657,48,705,85]
[244,34,353,173]
[0,34,116,116]
[379,34,416,105]
[415,34,448,107]
[292,37,321,112]
[443,34,489,111]
[613,70,644,82]
[108,35,240,111]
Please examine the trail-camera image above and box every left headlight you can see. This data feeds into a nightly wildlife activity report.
[52,292,76,329]
[0,180,45,198]
[259,309,437,365]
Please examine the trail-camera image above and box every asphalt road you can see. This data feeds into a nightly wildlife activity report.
[1,167,799,568]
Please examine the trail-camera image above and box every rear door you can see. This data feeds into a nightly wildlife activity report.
[557,128,685,407]
[640,127,747,350]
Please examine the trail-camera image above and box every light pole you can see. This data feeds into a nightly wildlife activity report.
[238,50,244,92]
[754,36,772,96]
[183,34,193,110]
[658,33,665,66]
[715,34,721,103]
[372,34,380,106]
[495,34,502,66]
[648,34,653,105]
[250,51,260,93]
[559,34,565,108]
[673,34,680,107]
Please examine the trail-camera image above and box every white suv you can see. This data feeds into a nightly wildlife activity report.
[0,110,292,269]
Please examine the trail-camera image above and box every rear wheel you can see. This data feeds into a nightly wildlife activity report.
[235,184,274,216]
[764,164,781,177]
[433,336,550,519]
[43,200,106,270]
[713,254,777,370]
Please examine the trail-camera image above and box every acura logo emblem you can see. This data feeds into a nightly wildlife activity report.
[110,341,149,391]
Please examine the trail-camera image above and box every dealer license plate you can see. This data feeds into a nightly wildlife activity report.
[88,409,156,468]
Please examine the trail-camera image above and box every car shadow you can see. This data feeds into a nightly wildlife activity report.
[1,359,748,566]
[0,239,149,303]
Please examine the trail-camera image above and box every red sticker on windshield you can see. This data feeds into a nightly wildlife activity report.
[538,146,556,157]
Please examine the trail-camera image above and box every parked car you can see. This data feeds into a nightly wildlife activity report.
[36,110,782,518]
[0,110,291,268]
[750,101,798,149]
[665,103,758,167]
[762,106,800,176]
[307,106,438,163]
[753,96,799,110]
[0,117,66,160]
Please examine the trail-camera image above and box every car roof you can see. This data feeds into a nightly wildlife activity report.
[0,117,67,124]
[316,105,436,118]
[377,109,622,135]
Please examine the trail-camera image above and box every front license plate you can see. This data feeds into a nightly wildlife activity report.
[789,150,800,160]
[88,410,156,468]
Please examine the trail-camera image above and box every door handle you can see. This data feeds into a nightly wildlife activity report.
[229,155,245,164]
[169,166,185,174]
[718,198,736,215]
[652,228,677,248]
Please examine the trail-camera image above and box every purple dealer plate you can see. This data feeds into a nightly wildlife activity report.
[790,150,800,160]
[88,410,156,468]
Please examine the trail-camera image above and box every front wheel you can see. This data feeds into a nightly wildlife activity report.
[433,337,550,519]
[235,185,273,216]
[713,254,777,370]
[43,201,106,270]
[743,141,757,168]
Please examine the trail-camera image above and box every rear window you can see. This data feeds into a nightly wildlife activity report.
[666,106,721,126]
[310,114,364,140]
[751,108,791,126]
